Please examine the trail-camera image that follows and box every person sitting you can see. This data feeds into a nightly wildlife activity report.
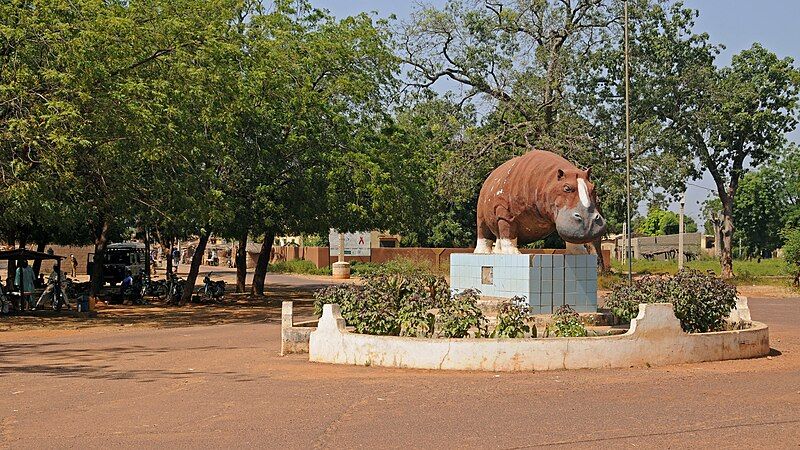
[120,270,133,293]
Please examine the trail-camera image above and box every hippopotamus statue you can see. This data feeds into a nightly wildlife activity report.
[475,150,607,254]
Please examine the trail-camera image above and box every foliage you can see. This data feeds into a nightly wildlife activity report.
[490,297,532,338]
[610,257,790,278]
[734,167,791,257]
[269,260,330,276]
[624,1,800,277]
[313,274,459,337]
[636,208,697,236]
[549,305,587,337]
[437,288,487,338]
[350,258,440,277]
[605,271,738,333]
[783,229,800,282]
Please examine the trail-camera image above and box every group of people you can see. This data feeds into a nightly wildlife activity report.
[8,256,77,311]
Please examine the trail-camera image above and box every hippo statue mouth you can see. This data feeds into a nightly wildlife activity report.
[555,205,607,244]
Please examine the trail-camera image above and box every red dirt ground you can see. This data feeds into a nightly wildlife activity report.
[1,275,799,448]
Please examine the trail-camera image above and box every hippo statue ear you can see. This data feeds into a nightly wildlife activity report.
[585,167,592,180]
[557,169,565,180]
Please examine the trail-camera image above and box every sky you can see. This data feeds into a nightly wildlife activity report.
[313,0,800,224]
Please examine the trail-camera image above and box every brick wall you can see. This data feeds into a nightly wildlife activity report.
[293,246,612,270]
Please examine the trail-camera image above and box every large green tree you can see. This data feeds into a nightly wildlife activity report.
[633,4,800,277]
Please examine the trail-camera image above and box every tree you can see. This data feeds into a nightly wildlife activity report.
[636,208,697,237]
[213,2,397,296]
[733,168,788,257]
[629,2,800,277]
[783,229,800,286]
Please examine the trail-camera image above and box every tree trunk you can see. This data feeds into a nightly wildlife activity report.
[180,230,210,305]
[5,232,16,290]
[144,227,151,279]
[90,220,110,296]
[32,242,47,276]
[251,230,275,296]
[720,198,735,279]
[590,239,609,274]
[166,240,175,274]
[236,228,249,293]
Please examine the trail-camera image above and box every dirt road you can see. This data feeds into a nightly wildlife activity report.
[2,296,800,448]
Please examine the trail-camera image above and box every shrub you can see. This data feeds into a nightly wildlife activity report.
[313,284,362,326]
[605,270,737,333]
[548,305,587,337]
[313,274,462,337]
[783,229,800,286]
[437,288,487,338]
[491,297,531,338]
[271,259,330,275]
[350,258,436,277]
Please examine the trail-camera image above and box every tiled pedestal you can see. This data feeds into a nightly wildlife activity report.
[450,253,598,314]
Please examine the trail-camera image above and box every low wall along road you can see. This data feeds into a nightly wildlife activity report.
[306,302,769,372]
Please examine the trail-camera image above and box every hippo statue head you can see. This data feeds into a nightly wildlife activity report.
[552,168,607,244]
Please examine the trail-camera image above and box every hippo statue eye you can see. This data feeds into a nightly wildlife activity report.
[563,185,574,193]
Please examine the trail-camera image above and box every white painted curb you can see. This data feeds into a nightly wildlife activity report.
[309,302,769,372]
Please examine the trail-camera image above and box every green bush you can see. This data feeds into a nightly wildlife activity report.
[605,270,737,333]
[491,297,531,338]
[270,259,330,275]
[783,229,800,286]
[350,258,438,277]
[548,305,587,337]
[437,288,487,338]
[313,274,469,337]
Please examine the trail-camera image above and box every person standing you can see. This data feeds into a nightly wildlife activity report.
[70,254,78,278]
[172,247,180,271]
[14,259,35,310]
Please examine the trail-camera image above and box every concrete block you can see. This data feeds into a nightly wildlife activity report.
[540,255,552,268]
[540,279,552,293]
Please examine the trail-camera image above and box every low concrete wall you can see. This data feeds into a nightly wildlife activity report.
[280,301,315,356]
[309,303,769,372]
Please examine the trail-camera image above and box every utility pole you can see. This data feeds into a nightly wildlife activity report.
[678,192,685,271]
[624,0,633,283]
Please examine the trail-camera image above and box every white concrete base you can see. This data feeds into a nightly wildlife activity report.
[309,303,769,372]
[331,261,351,279]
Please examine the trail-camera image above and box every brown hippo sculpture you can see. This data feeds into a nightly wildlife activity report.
[475,150,606,254]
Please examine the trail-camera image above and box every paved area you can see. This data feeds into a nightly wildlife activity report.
[2,295,800,448]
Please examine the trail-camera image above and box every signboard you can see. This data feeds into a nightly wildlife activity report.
[329,229,371,257]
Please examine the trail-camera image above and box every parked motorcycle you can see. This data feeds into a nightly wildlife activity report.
[165,272,186,305]
[0,283,12,315]
[197,272,225,302]
[34,271,72,311]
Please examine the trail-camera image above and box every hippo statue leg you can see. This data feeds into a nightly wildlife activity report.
[474,217,495,254]
[495,212,521,254]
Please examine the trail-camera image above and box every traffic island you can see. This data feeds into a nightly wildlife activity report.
[307,302,769,372]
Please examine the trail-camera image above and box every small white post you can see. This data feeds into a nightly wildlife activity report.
[332,230,350,279]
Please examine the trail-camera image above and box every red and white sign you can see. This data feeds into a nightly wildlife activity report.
[329,229,371,257]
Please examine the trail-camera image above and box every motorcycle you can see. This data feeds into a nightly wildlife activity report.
[35,271,72,311]
[0,283,12,315]
[165,272,186,305]
[197,272,225,302]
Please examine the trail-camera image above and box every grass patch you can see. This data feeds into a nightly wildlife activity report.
[350,258,448,277]
[611,257,789,277]
[269,259,331,276]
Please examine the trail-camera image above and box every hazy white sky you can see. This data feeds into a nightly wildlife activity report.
[312,0,800,223]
